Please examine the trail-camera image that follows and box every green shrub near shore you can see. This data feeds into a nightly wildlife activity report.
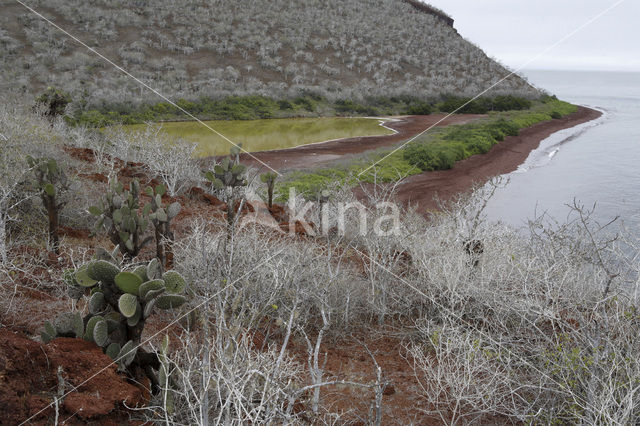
[438,94,532,114]
[65,94,537,128]
[278,99,578,200]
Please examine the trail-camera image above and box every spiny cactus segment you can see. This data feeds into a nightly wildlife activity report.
[146,184,181,269]
[26,156,68,253]
[89,178,152,259]
[205,156,247,191]
[42,256,189,371]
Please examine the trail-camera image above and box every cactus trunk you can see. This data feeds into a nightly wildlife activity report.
[155,226,165,269]
[45,193,60,254]
[127,317,145,346]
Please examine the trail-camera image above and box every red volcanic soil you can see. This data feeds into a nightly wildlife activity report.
[238,114,484,171]
[394,106,603,211]
[0,329,145,425]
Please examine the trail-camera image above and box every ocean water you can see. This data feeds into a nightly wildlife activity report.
[485,70,640,233]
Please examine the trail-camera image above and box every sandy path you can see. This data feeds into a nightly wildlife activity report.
[394,106,603,211]
[237,114,484,172]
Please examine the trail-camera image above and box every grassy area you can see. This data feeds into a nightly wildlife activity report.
[278,98,578,200]
[123,117,394,157]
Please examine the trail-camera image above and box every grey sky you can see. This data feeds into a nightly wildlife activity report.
[423,0,640,71]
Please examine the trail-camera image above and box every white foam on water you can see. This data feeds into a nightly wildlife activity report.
[513,106,608,174]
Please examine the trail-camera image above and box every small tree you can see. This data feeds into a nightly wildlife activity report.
[34,87,71,121]
[260,172,277,209]
[0,141,31,264]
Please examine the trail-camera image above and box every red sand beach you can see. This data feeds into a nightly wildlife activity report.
[233,106,602,212]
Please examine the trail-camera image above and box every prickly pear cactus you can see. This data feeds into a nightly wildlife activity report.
[89,178,152,259]
[204,156,247,191]
[260,172,277,208]
[26,156,68,253]
[42,257,189,372]
[145,184,181,269]
[204,149,248,231]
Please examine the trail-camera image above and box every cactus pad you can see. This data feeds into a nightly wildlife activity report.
[143,299,156,318]
[74,266,98,288]
[133,265,148,282]
[89,292,107,314]
[167,202,181,219]
[117,340,137,369]
[106,343,121,360]
[93,319,108,347]
[87,260,120,283]
[44,321,56,337]
[139,279,166,300]
[127,304,142,327]
[115,271,143,295]
[85,315,104,342]
[146,258,161,280]
[118,293,139,318]
[162,271,186,294]
[155,294,188,310]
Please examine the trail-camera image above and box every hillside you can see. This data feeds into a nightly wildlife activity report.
[0,0,539,107]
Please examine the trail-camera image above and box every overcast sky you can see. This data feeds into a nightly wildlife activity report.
[423,0,640,72]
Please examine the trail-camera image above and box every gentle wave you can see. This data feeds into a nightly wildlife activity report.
[514,106,608,173]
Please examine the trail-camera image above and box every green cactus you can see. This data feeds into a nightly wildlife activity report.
[155,294,188,310]
[205,157,247,191]
[26,156,68,254]
[133,265,148,282]
[106,342,121,360]
[115,271,143,295]
[147,258,161,280]
[44,321,56,337]
[87,260,119,284]
[34,86,70,120]
[260,172,278,209]
[41,321,57,343]
[41,258,190,390]
[41,331,54,344]
[143,299,157,319]
[118,293,139,318]
[204,150,248,236]
[146,184,181,270]
[93,319,109,347]
[139,279,166,300]
[116,340,137,370]
[90,178,153,259]
[127,304,142,326]
[89,292,107,314]
[162,271,186,294]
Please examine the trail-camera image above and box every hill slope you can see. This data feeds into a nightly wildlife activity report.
[0,0,539,106]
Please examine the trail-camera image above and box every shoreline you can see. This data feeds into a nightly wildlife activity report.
[393,106,603,212]
[236,113,484,171]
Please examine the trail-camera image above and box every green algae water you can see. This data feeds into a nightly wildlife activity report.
[124,117,393,157]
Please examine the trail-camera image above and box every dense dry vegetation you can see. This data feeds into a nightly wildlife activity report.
[1,0,538,112]
[1,98,639,424]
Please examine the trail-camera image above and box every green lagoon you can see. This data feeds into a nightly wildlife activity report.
[125,117,393,157]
